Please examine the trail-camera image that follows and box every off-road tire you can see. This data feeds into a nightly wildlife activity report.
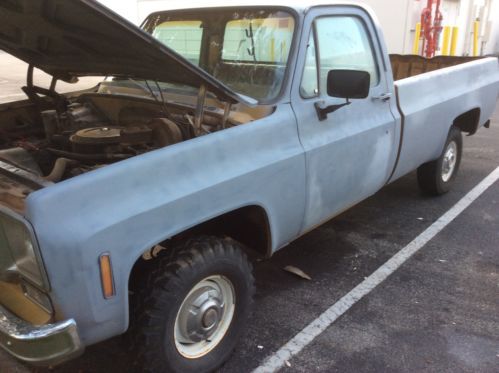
[129,236,254,373]
[417,126,463,195]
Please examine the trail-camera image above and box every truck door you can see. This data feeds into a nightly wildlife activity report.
[291,6,398,231]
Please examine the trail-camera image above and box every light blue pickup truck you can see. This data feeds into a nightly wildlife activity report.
[0,1,498,372]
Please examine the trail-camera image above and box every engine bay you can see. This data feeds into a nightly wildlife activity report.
[34,99,194,180]
[1,99,195,182]
[1,88,269,176]
[0,83,273,211]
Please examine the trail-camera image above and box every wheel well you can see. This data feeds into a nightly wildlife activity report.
[453,108,481,135]
[176,205,272,258]
[128,205,271,293]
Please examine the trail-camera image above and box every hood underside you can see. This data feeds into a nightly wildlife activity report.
[0,0,250,104]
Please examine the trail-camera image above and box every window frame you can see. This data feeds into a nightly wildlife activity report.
[299,28,321,99]
[300,14,381,100]
[142,6,300,105]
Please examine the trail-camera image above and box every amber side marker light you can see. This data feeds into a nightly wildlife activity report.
[99,254,115,299]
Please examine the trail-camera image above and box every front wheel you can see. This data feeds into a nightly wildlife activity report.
[130,236,254,373]
[417,126,463,195]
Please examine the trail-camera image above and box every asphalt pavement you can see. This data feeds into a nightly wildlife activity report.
[0,55,498,372]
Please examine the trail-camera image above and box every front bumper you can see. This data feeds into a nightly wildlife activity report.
[0,304,83,366]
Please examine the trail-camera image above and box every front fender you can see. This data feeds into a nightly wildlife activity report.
[25,104,306,346]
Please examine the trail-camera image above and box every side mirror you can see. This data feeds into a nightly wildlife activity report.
[327,69,370,99]
[315,69,370,121]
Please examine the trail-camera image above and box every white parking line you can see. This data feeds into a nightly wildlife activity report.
[253,166,499,373]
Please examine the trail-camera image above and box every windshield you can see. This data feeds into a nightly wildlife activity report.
[143,8,295,102]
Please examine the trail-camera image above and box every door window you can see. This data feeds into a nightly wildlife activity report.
[314,16,379,94]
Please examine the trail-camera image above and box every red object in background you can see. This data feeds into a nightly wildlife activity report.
[420,0,443,57]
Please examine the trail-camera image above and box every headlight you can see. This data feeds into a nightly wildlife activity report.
[0,212,48,289]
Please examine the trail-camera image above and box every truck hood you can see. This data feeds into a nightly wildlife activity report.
[0,0,254,105]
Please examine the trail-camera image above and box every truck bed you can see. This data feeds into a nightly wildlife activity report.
[389,56,499,182]
[389,54,483,80]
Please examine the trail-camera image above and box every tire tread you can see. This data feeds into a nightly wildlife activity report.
[129,236,254,373]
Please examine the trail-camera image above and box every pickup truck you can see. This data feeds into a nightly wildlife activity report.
[0,1,498,372]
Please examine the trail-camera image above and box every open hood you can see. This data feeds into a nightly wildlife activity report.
[0,0,254,105]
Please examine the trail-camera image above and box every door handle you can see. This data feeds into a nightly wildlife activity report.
[373,93,392,102]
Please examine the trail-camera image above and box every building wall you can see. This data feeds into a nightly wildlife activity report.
[96,0,499,55]
[362,0,414,54]
[98,0,139,23]
[482,0,499,55]
[404,0,499,56]
[134,0,417,53]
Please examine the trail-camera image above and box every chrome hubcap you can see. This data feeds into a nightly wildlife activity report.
[178,287,224,342]
[174,275,235,359]
[442,141,458,182]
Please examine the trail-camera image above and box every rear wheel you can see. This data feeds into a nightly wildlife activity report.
[130,236,254,373]
[417,126,462,195]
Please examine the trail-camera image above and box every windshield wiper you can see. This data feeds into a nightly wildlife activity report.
[116,77,156,98]
[115,77,172,118]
